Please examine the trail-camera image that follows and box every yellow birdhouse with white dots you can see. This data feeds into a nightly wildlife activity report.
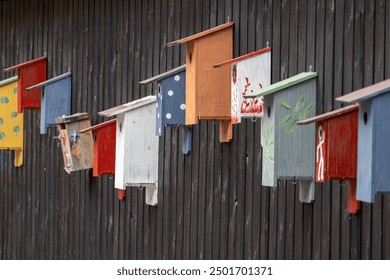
[0,76,24,167]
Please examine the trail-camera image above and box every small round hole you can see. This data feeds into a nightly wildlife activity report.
[363,112,368,125]
[189,53,192,64]
[318,126,324,141]
[267,106,271,118]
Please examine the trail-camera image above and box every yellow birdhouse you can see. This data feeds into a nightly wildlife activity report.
[0,76,24,167]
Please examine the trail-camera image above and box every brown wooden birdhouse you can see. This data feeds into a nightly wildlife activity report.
[55,113,94,173]
[166,22,233,142]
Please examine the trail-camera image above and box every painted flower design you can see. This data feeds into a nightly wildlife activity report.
[1,96,9,106]
[14,126,21,137]
[11,112,18,119]
[278,94,314,133]
[0,132,5,141]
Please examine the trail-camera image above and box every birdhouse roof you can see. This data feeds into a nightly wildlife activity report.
[139,65,186,85]
[4,56,47,72]
[56,112,89,124]
[26,72,71,91]
[336,79,390,103]
[213,47,271,68]
[99,95,156,117]
[297,104,358,125]
[79,119,116,134]
[0,76,18,87]
[166,22,234,47]
[244,72,317,98]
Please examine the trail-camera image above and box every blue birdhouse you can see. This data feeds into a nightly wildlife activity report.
[336,79,390,203]
[140,65,192,154]
[27,72,72,134]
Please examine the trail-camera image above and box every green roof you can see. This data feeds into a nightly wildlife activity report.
[245,72,317,98]
[0,76,18,87]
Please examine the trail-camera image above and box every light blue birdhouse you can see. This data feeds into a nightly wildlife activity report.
[27,72,71,134]
[336,79,390,203]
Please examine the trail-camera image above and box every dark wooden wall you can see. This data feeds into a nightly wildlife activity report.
[1,0,390,260]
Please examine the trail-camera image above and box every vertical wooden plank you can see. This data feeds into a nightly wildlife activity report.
[352,0,370,261]
[383,0,390,260]
[197,121,208,259]
[204,123,215,260]
[0,0,4,257]
[155,0,167,260]
[268,0,281,261]
[371,0,385,260]
[162,126,172,259]
[219,144,230,259]
[314,0,329,261]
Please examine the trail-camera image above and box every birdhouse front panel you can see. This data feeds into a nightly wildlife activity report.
[230,49,271,124]
[0,76,24,167]
[274,79,316,182]
[4,56,47,113]
[94,120,116,176]
[157,69,186,135]
[191,27,232,122]
[124,101,159,187]
[56,113,94,173]
[317,109,358,182]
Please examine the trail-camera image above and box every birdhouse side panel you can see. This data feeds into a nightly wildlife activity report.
[194,27,232,120]
[57,125,74,171]
[261,95,276,187]
[115,114,127,190]
[372,93,390,196]
[126,103,159,186]
[96,122,116,175]
[156,83,163,136]
[18,60,46,112]
[42,77,71,131]
[326,110,358,180]
[160,71,186,127]
[0,80,24,150]
[64,120,94,172]
[232,52,271,124]
[185,41,197,125]
[356,100,374,202]
[274,79,316,180]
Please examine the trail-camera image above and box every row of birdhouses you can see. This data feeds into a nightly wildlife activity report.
[1,22,390,211]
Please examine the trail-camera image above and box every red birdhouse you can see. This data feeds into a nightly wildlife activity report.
[79,119,116,177]
[4,56,47,113]
[298,104,360,214]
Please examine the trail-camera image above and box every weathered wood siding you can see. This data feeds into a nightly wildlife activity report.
[1,0,390,260]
